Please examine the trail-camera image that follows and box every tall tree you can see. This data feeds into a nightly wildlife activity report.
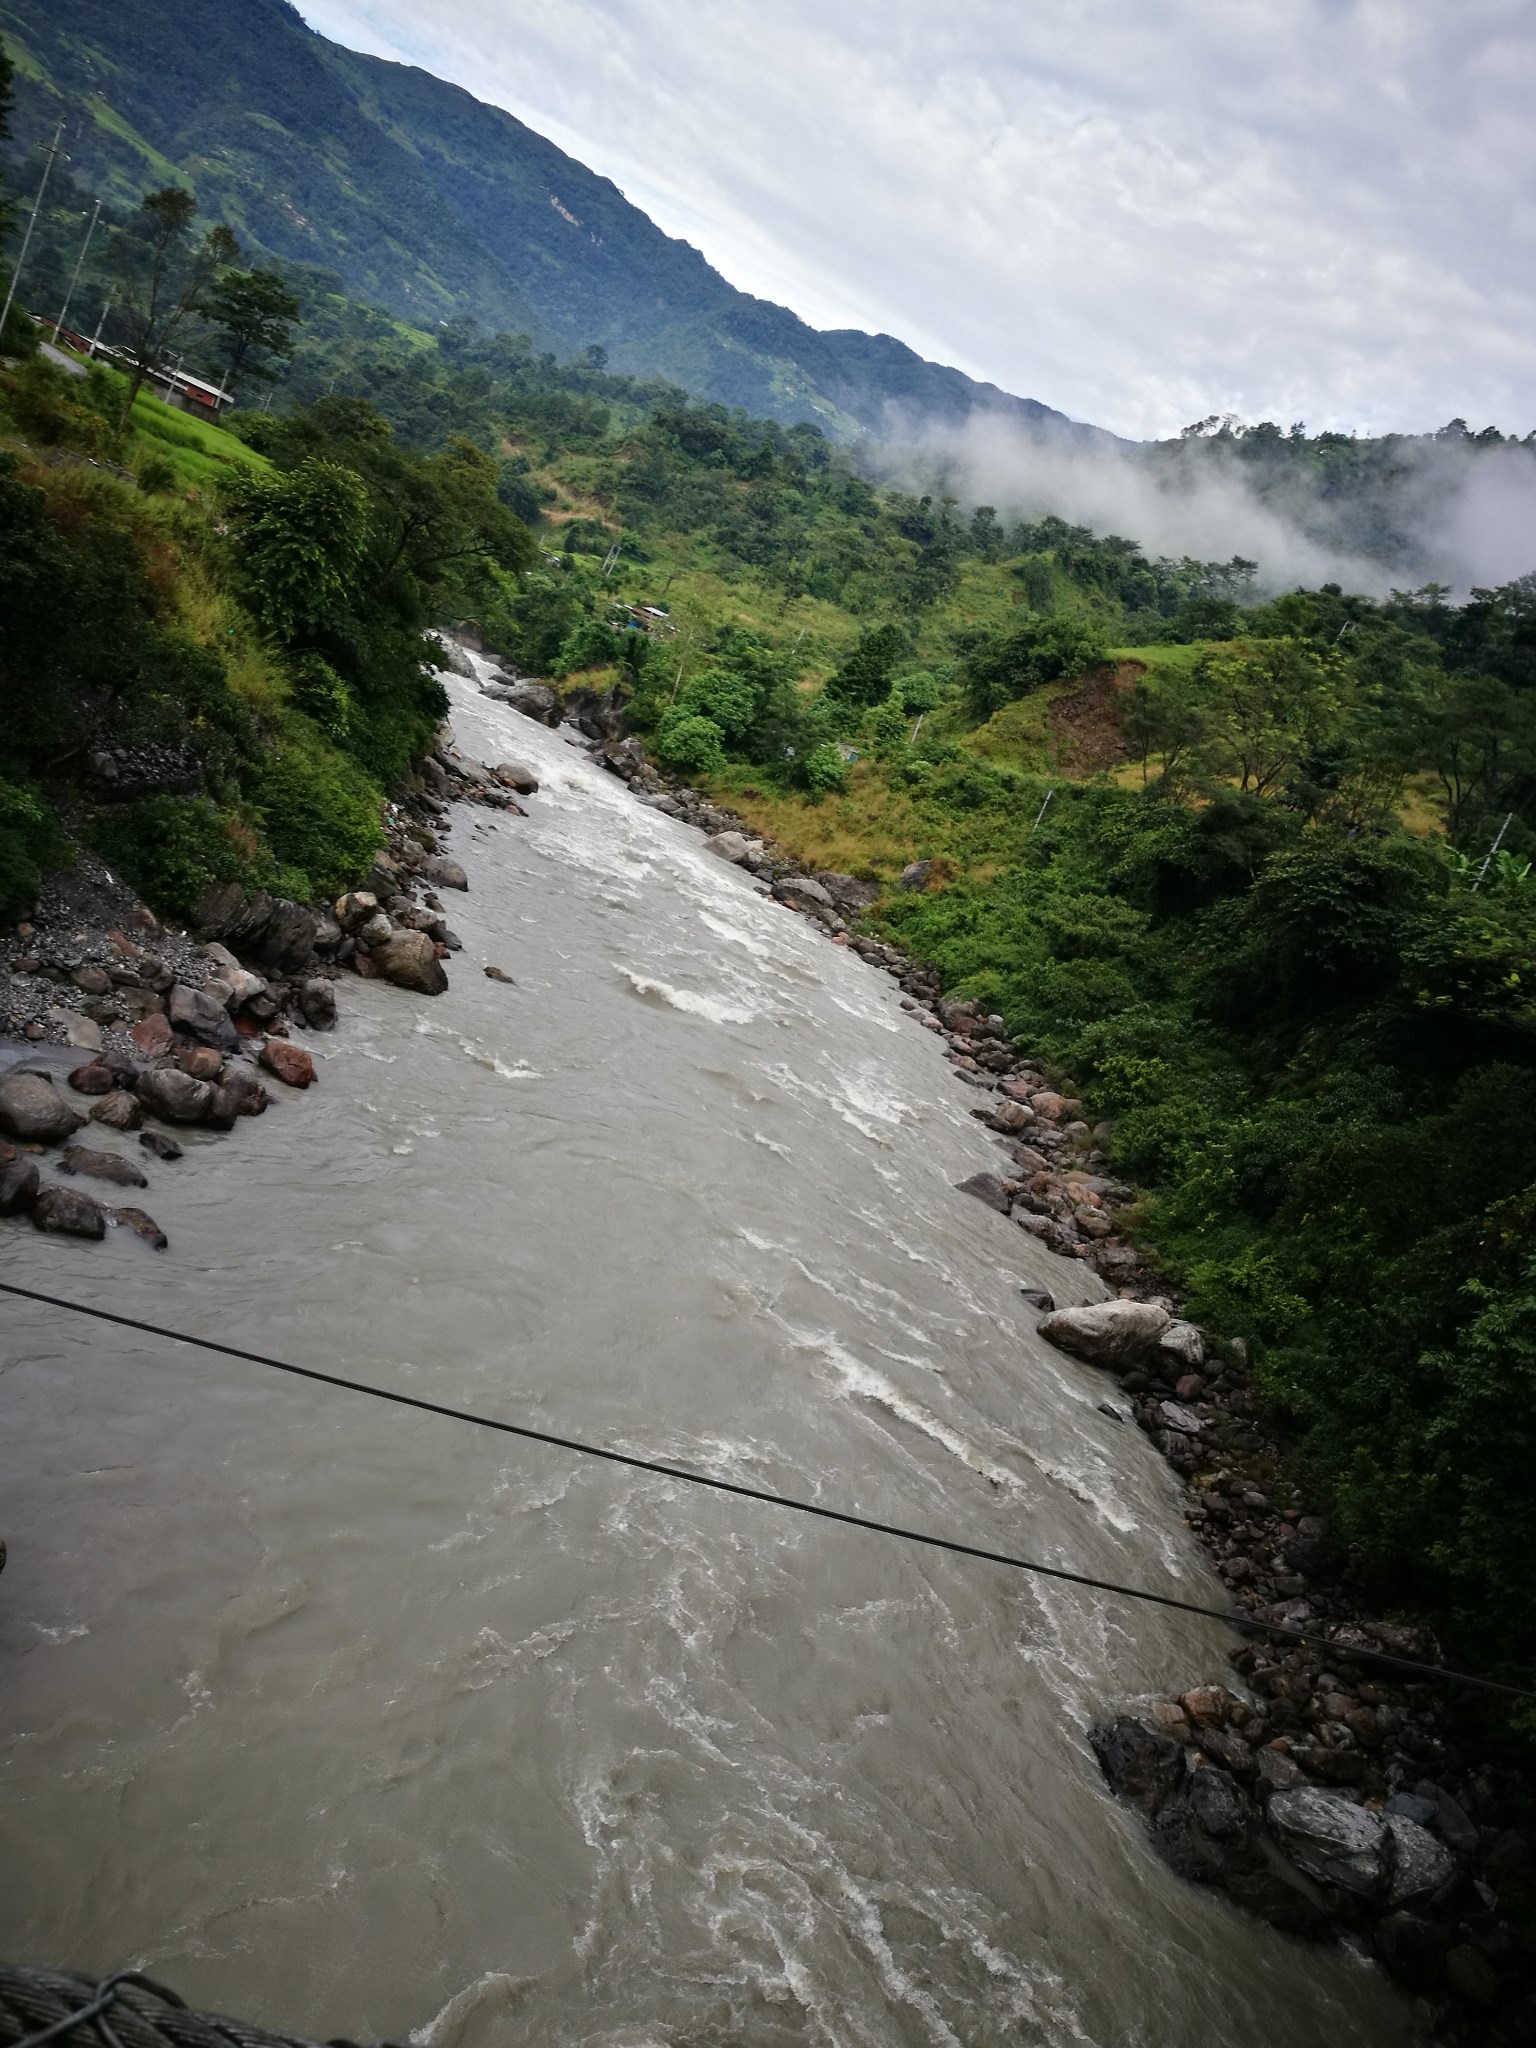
[203,265,300,389]
[108,186,239,429]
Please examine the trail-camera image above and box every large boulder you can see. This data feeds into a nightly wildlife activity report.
[704,831,755,865]
[429,633,477,679]
[31,1184,107,1239]
[493,761,540,794]
[167,983,238,1052]
[130,1013,174,1060]
[486,679,560,724]
[0,1155,40,1214]
[1385,1814,1456,1906]
[373,929,449,995]
[773,875,836,917]
[90,1090,143,1132]
[420,856,468,892]
[814,872,879,915]
[260,1039,315,1089]
[1089,1718,1184,1818]
[252,899,319,974]
[135,1068,214,1124]
[1265,1786,1391,1900]
[0,1071,88,1145]
[955,1172,1013,1214]
[1035,1299,1171,1369]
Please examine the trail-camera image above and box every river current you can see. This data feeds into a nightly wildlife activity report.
[0,665,1406,2045]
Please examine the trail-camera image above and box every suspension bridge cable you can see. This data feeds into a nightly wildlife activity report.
[1,1278,1529,1701]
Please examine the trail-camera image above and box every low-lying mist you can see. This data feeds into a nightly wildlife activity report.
[868,412,1536,597]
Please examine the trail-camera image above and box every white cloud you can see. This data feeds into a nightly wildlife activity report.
[297,1,1536,441]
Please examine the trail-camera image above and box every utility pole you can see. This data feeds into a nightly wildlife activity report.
[1471,812,1514,892]
[1029,787,1055,835]
[1,120,67,345]
[87,292,113,357]
[53,197,102,343]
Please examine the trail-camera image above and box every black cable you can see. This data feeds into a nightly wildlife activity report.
[8,1972,182,2048]
[1,1278,1530,1701]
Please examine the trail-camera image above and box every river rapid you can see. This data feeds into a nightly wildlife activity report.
[0,668,1407,2046]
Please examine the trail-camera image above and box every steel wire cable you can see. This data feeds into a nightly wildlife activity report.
[1,1278,1529,1700]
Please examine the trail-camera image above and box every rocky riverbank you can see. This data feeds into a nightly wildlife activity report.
[0,660,539,1251]
[498,658,1531,2045]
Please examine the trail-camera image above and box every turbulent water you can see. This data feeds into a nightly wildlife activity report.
[0,666,1407,2046]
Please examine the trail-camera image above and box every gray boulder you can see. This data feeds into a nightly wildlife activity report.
[430,633,476,678]
[420,856,469,892]
[493,760,540,794]
[0,1155,40,1214]
[168,983,238,1052]
[773,875,836,917]
[252,899,318,973]
[1036,1299,1171,1369]
[488,679,560,724]
[32,1184,107,1239]
[1266,1786,1391,1900]
[814,872,879,914]
[1157,1320,1207,1369]
[955,1171,1013,1214]
[373,930,449,996]
[0,1071,88,1144]
[135,1068,215,1124]
[898,860,933,891]
[1090,1718,1184,1818]
[704,831,755,865]
[1385,1814,1456,1905]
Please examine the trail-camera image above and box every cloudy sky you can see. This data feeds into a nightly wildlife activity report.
[298,1,1535,441]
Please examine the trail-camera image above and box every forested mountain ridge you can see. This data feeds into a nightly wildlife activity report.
[0,0,1094,441]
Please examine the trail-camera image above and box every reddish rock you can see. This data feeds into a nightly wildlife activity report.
[131,1012,173,1058]
[67,1062,115,1096]
[1175,1373,1206,1401]
[174,1046,224,1082]
[1180,1685,1237,1728]
[261,1038,315,1088]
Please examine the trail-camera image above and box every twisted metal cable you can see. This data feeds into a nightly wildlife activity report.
[0,1964,395,2048]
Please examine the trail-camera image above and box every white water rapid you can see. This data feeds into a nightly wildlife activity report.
[0,664,1406,2045]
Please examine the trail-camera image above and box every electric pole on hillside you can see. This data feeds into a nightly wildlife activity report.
[1,120,68,343]
[54,197,102,342]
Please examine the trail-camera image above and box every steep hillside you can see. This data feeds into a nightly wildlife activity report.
[0,0,1094,440]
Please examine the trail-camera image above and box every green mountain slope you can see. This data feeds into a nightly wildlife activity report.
[0,0,1095,439]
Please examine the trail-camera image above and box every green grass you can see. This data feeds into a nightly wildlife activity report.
[1109,641,1207,671]
[128,387,270,485]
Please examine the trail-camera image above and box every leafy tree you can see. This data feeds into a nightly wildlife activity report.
[961,613,1109,717]
[227,458,371,642]
[203,265,301,389]
[826,623,908,708]
[108,187,239,428]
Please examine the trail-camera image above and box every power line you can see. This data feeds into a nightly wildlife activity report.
[0,1279,1529,1701]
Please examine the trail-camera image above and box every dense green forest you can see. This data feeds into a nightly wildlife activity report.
[4,93,1536,1702]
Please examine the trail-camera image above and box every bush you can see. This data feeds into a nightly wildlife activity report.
[90,795,256,922]
[137,454,178,495]
[653,710,725,777]
[255,728,383,900]
[0,775,62,920]
[801,741,847,798]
